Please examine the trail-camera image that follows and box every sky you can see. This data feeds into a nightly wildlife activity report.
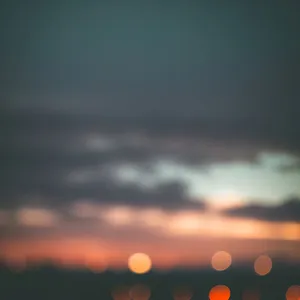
[0,0,300,270]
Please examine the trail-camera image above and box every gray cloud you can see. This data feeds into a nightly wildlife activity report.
[224,197,300,222]
[279,163,300,173]
[0,170,206,211]
[1,109,300,210]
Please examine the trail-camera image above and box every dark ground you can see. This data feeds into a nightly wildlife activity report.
[1,262,299,300]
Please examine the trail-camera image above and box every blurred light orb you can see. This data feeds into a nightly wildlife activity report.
[286,285,300,300]
[172,286,193,300]
[209,285,231,300]
[128,253,152,274]
[254,255,272,276]
[111,285,130,300]
[129,284,151,300]
[211,251,232,271]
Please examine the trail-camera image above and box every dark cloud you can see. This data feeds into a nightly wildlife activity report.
[1,109,300,210]
[224,197,300,222]
[2,109,300,151]
[0,168,205,210]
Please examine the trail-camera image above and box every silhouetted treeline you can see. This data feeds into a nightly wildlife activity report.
[1,262,299,300]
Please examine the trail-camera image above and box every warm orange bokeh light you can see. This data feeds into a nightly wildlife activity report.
[128,253,152,274]
[209,285,231,300]
[254,255,272,276]
[286,285,300,300]
[211,251,232,271]
[242,289,261,300]
[129,284,151,300]
[172,286,193,300]
[111,285,131,300]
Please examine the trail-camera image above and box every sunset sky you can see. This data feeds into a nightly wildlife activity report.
[0,0,300,270]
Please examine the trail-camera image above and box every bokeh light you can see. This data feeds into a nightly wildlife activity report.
[211,251,232,271]
[254,255,272,276]
[129,284,151,300]
[286,285,300,300]
[112,285,131,300]
[128,253,152,274]
[209,285,231,300]
[242,289,261,300]
[172,286,193,300]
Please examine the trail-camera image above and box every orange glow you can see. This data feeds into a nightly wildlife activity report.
[209,285,231,300]
[128,253,152,274]
[137,208,165,227]
[211,251,232,271]
[279,223,300,241]
[164,211,300,241]
[69,202,300,241]
[129,284,151,300]
[1,235,300,270]
[166,212,204,235]
[173,286,193,300]
[112,285,130,300]
[286,285,300,300]
[16,208,59,227]
[5,202,300,242]
[103,206,133,226]
[254,255,272,276]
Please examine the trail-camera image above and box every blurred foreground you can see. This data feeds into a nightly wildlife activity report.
[1,262,300,300]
